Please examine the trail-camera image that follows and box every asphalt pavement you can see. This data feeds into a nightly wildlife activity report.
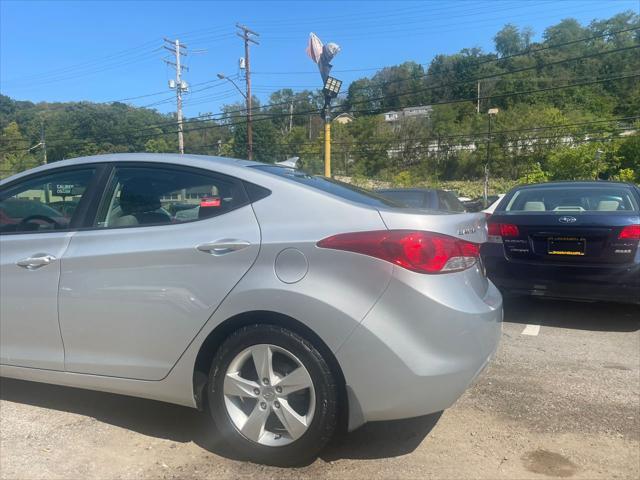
[1,297,638,479]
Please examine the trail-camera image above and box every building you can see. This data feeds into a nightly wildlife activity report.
[402,105,432,118]
[383,105,432,123]
[383,111,401,122]
[333,112,354,125]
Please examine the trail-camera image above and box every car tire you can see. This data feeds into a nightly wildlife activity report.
[208,324,338,466]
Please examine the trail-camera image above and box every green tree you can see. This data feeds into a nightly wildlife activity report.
[232,119,278,162]
[0,122,39,177]
[494,24,527,57]
[616,134,640,181]
[349,116,393,177]
[547,143,615,180]
[144,137,174,153]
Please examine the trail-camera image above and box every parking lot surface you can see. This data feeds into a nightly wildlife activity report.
[1,297,638,479]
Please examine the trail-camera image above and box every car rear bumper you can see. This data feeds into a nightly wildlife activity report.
[336,265,502,429]
[482,244,640,304]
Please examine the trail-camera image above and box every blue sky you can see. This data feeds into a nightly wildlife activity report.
[1,0,636,118]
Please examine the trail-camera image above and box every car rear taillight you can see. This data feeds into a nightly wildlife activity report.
[317,230,480,274]
[618,225,640,240]
[487,223,519,243]
[488,223,519,237]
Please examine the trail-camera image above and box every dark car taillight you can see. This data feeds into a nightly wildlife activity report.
[487,223,519,242]
[317,230,479,274]
[618,225,640,240]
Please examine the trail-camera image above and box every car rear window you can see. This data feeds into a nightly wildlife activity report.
[251,165,402,208]
[437,190,467,213]
[503,185,639,213]
[377,190,428,208]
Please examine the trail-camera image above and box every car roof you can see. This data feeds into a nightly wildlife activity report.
[0,153,263,186]
[376,188,436,193]
[514,180,637,189]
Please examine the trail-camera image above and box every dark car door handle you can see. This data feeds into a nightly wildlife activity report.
[16,253,57,270]
[196,240,251,256]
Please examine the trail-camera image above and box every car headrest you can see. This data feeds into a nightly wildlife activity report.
[597,200,620,211]
[120,179,161,214]
[524,201,545,211]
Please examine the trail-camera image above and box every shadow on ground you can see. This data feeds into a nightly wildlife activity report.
[503,295,640,332]
[0,378,439,465]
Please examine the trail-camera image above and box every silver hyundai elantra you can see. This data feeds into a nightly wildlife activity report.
[0,153,502,465]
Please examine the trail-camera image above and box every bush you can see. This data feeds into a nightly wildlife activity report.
[517,162,549,184]
[392,171,416,187]
[614,168,636,183]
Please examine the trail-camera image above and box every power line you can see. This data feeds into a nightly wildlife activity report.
[264,1,620,43]
[112,50,640,138]
[2,82,637,157]
[339,67,640,114]
[8,26,634,141]
[4,65,637,154]
[253,26,639,81]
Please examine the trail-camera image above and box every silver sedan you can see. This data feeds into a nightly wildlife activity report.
[0,153,502,465]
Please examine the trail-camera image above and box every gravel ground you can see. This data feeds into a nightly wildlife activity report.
[1,297,639,479]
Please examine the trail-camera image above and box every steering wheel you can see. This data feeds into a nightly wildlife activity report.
[18,214,60,230]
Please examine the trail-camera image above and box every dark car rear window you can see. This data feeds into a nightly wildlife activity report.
[377,190,429,208]
[437,190,466,213]
[503,185,639,213]
[251,166,402,208]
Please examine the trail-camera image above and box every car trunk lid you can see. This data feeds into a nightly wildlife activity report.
[377,208,488,244]
[489,212,639,264]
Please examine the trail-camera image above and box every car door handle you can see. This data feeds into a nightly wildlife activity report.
[196,240,251,256]
[16,253,57,270]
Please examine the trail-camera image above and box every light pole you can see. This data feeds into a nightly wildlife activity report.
[484,108,499,207]
[306,33,341,177]
[217,72,251,160]
[322,76,342,178]
[594,149,604,180]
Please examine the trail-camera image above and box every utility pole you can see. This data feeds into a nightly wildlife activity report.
[289,101,294,133]
[28,120,47,165]
[40,121,47,164]
[164,38,188,154]
[476,81,481,114]
[236,24,259,160]
[484,108,499,207]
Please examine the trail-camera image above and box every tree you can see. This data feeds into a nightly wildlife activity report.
[232,118,278,162]
[547,143,615,180]
[144,138,174,153]
[0,122,39,177]
[616,134,640,181]
[349,116,393,177]
[494,24,526,57]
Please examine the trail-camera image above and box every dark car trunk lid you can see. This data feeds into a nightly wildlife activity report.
[491,212,640,265]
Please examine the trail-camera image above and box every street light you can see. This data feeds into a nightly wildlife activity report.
[484,108,499,207]
[306,33,341,177]
[323,76,342,98]
[216,73,247,99]
[217,72,251,160]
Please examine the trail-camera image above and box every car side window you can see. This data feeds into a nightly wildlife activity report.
[0,168,96,234]
[94,165,249,228]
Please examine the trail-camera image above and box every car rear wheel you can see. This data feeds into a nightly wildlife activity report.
[208,324,338,466]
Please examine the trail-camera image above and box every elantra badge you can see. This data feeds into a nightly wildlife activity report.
[558,216,577,224]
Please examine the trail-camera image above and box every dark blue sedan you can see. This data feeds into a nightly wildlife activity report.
[481,181,640,304]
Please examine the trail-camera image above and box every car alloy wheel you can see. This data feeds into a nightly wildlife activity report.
[209,324,339,466]
[222,343,316,446]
